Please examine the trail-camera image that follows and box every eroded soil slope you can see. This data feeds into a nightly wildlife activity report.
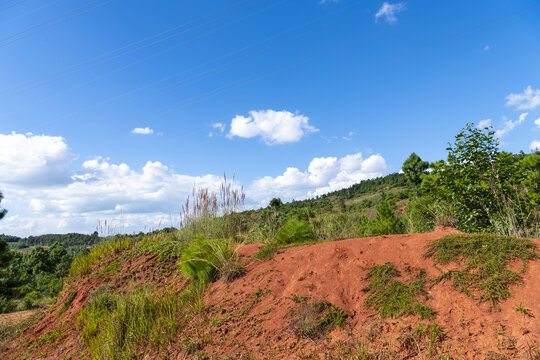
[2,228,539,359]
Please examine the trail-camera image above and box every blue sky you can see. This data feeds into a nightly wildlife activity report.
[0,0,539,236]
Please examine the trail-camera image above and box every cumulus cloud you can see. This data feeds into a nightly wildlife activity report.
[375,2,406,24]
[477,119,492,129]
[131,127,154,135]
[247,152,387,206]
[535,118,540,127]
[227,110,318,145]
[0,132,387,236]
[506,86,540,110]
[531,140,540,151]
[0,132,74,186]
[495,113,528,138]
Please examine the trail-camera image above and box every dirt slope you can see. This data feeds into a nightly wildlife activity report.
[2,228,539,359]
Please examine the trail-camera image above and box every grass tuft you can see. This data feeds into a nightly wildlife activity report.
[426,233,538,308]
[363,263,434,319]
[291,300,348,339]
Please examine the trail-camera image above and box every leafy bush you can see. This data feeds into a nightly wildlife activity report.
[179,236,244,283]
[369,200,405,236]
[276,218,314,244]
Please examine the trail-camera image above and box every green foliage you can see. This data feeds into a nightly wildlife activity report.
[424,124,539,235]
[1,232,100,250]
[426,234,538,308]
[179,236,244,283]
[513,302,533,317]
[69,236,132,278]
[292,300,348,339]
[402,152,429,194]
[369,199,405,236]
[0,191,7,220]
[276,218,314,244]
[135,236,185,262]
[363,263,434,319]
[78,286,182,359]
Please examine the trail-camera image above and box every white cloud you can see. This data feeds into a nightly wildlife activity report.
[227,110,318,145]
[131,127,154,135]
[0,132,387,236]
[343,131,355,141]
[0,132,74,186]
[530,140,540,151]
[319,0,339,4]
[477,119,492,129]
[484,45,490,51]
[247,152,387,206]
[209,122,226,137]
[375,2,406,24]
[506,86,540,110]
[495,112,528,138]
[535,118,540,127]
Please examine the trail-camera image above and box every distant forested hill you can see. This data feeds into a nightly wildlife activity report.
[0,232,100,250]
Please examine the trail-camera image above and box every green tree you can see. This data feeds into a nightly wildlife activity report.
[269,198,283,210]
[0,191,6,220]
[402,153,429,195]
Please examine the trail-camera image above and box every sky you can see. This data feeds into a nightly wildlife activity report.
[0,0,539,236]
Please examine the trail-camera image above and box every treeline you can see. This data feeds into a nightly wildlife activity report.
[0,241,86,313]
[1,232,100,249]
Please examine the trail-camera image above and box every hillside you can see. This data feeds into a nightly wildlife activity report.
[1,229,539,359]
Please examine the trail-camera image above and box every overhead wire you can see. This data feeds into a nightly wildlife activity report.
[0,0,260,99]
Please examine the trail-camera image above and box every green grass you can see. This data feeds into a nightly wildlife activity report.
[363,263,435,319]
[135,238,185,262]
[251,243,278,261]
[425,234,538,308]
[69,236,133,278]
[0,311,43,349]
[179,237,244,283]
[291,300,348,339]
[55,290,77,319]
[513,302,533,317]
[78,286,183,359]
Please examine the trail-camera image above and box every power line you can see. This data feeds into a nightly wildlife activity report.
[0,0,115,47]
[2,0,63,24]
[0,0,261,99]
[0,0,28,12]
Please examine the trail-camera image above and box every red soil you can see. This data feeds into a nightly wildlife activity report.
[2,229,539,359]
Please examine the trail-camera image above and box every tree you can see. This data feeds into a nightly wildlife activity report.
[269,198,283,210]
[402,153,429,195]
[0,191,6,220]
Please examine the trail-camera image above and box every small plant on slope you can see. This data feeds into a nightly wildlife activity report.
[426,233,538,309]
[363,263,434,319]
[276,217,314,245]
[179,235,244,283]
[291,300,348,339]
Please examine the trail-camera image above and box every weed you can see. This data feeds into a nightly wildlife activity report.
[135,236,185,262]
[363,263,434,319]
[290,293,308,304]
[426,234,538,308]
[252,243,278,261]
[179,236,244,283]
[69,236,132,278]
[514,303,533,317]
[55,291,77,318]
[78,286,183,359]
[291,300,348,339]
[276,218,314,245]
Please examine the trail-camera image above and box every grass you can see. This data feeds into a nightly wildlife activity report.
[55,290,77,319]
[135,236,185,262]
[179,236,244,283]
[291,300,348,339]
[78,285,183,359]
[426,233,538,308]
[399,323,447,357]
[0,311,43,349]
[363,263,435,319]
[69,236,133,278]
[513,303,533,317]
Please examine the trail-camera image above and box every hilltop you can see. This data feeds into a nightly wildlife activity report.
[1,229,539,359]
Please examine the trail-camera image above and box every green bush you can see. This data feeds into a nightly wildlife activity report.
[179,236,244,283]
[369,200,405,236]
[276,218,314,244]
[0,296,16,313]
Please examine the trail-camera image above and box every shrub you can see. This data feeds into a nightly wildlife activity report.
[369,200,405,236]
[276,218,314,244]
[179,236,244,283]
